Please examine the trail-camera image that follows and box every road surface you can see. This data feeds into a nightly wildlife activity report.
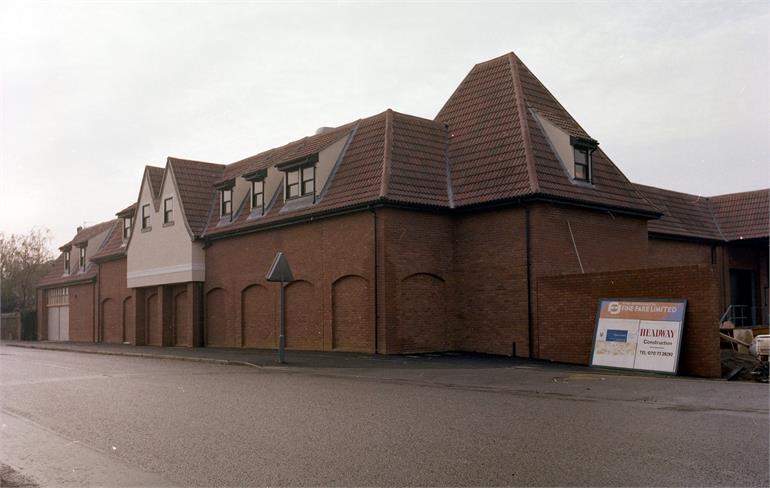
[1,345,767,486]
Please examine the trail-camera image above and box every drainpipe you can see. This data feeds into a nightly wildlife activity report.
[525,204,534,358]
[371,207,379,354]
[95,266,100,343]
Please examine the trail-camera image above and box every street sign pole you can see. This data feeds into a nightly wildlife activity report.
[266,252,293,365]
[278,283,286,364]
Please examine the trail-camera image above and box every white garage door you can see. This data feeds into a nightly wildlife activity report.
[46,288,69,341]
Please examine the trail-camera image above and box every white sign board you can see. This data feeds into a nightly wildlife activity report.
[590,299,687,374]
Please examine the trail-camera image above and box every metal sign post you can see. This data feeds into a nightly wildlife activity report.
[266,252,294,364]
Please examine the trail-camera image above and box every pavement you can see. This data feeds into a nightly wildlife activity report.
[1,341,768,486]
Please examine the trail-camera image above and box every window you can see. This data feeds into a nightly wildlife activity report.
[221,190,232,217]
[123,217,132,240]
[46,287,68,307]
[570,136,597,183]
[285,165,315,199]
[574,147,590,181]
[141,204,150,229]
[286,169,300,199]
[64,251,70,273]
[79,246,86,271]
[164,197,173,224]
[251,180,264,212]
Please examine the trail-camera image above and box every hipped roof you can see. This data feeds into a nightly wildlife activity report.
[638,184,768,242]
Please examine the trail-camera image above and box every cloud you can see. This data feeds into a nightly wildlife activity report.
[0,1,766,248]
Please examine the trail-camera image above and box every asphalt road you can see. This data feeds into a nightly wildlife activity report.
[1,345,768,487]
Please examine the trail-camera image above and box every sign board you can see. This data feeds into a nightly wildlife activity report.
[590,299,687,374]
[266,252,294,283]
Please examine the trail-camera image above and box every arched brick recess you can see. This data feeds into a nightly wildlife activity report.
[332,275,371,351]
[206,288,231,346]
[122,296,132,344]
[241,284,275,348]
[174,289,190,346]
[101,298,121,343]
[146,293,161,346]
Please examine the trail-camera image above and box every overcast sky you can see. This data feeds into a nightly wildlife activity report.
[1,1,767,251]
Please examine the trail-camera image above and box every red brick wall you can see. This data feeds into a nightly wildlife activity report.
[377,208,454,353]
[98,258,133,344]
[529,203,648,276]
[529,203,649,355]
[453,208,530,356]
[648,239,713,268]
[536,265,721,378]
[68,282,95,342]
[204,211,375,351]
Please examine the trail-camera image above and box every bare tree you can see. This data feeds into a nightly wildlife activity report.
[0,228,53,312]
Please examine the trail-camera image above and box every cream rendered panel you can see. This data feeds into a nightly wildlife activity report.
[315,135,349,195]
[231,177,250,216]
[127,167,205,288]
[260,168,283,209]
[533,111,575,179]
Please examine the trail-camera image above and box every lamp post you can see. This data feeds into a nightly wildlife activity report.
[266,252,294,364]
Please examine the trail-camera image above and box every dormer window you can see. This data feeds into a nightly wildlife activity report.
[574,147,590,181]
[252,180,264,213]
[79,246,86,271]
[285,166,315,199]
[164,197,173,224]
[64,251,70,274]
[277,154,318,202]
[141,204,151,230]
[221,189,232,217]
[570,136,599,183]
[123,217,132,240]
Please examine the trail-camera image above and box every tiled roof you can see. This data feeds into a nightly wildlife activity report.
[90,219,126,262]
[63,220,116,249]
[202,112,384,236]
[146,166,165,200]
[40,219,117,287]
[387,111,452,207]
[201,110,455,237]
[711,189,769,241]
[435,53,658,215]
[635,184,723,240]
[122,52,676,242]
[168,158,226,237]
[117,202,136,217]
[636,184,768,241]
[221,123,356,182]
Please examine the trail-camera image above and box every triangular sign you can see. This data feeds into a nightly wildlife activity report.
[266,252,294,283]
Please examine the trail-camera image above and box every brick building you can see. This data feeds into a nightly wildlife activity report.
[36,53,768,377]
